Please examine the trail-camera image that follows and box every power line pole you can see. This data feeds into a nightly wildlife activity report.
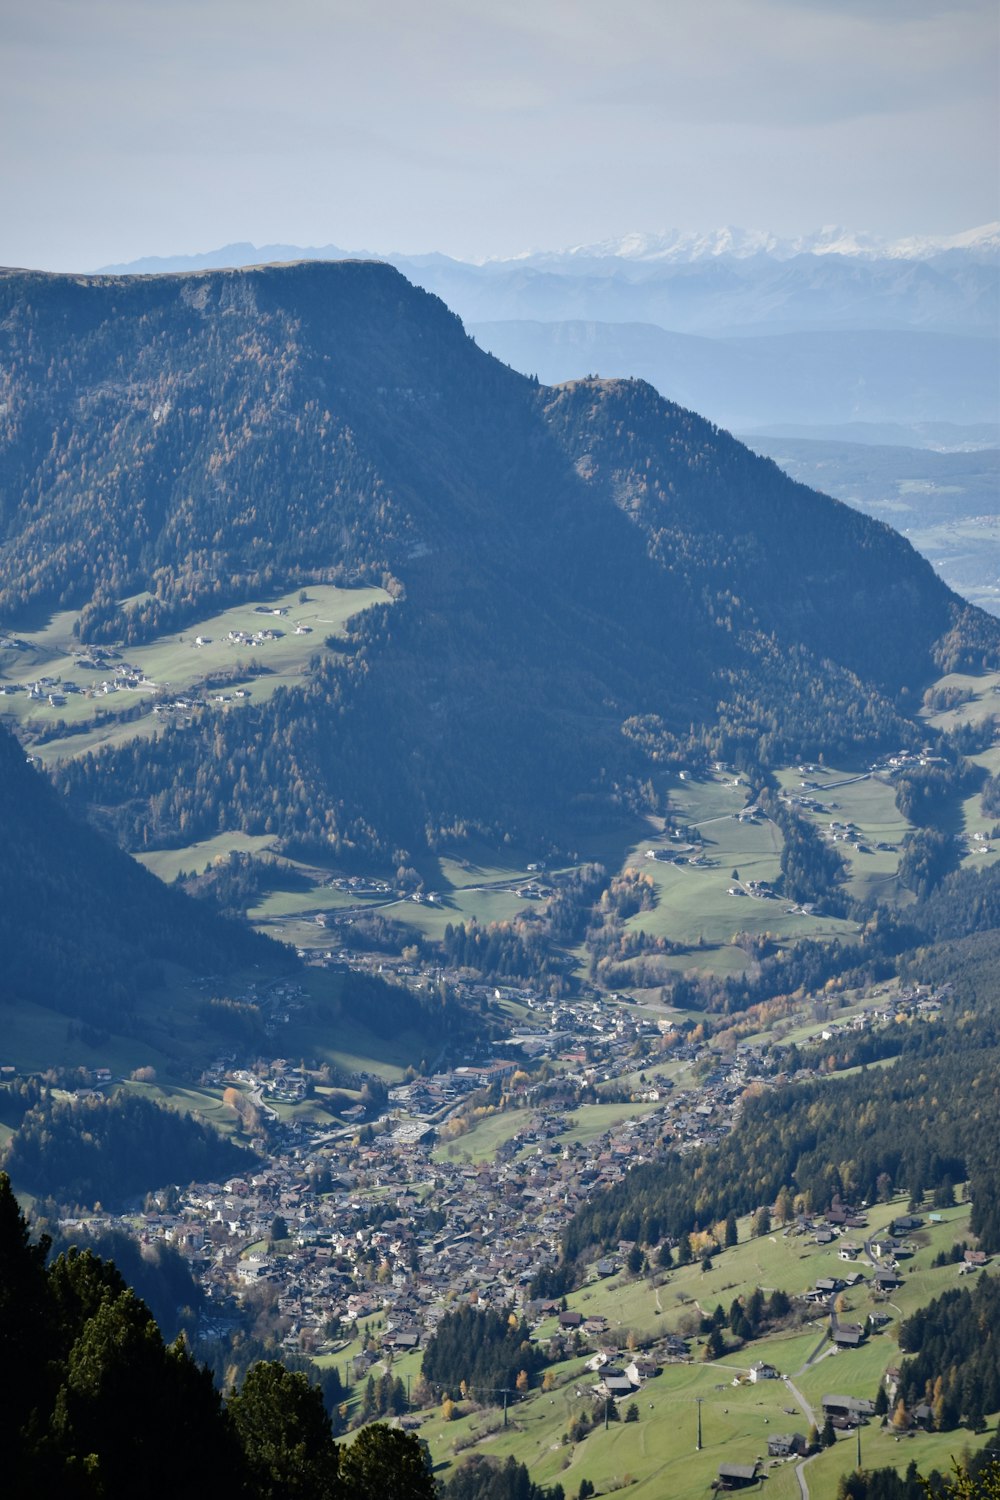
[696,1396,703,1451]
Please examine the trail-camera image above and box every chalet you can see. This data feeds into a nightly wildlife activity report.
[559,1310,583,1329]
[963,1250,988,1268]
[822,1394,875,1428]
[748,1360,780,1382]
[717,1461,760,1490]
[599,1372,635,1398]
[832,1322,865,1349]
[382,1330,419,1351]
[768,1433,807,1458]
[874,1268,903,1292]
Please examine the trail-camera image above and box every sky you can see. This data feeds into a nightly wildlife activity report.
[2,0,998,271]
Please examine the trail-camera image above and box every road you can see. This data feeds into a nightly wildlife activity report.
[784,1377,819,1500]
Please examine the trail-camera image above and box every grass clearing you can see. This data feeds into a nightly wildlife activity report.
[137,831,278,882]
[774,763,913,906]
[614,769,859,971]
[432,1109,530,1165]
[1,583,391,762]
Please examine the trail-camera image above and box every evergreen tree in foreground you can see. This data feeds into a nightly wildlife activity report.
[0,1173,434,1498]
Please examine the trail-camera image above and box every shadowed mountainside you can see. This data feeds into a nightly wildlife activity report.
[1,261,997,863]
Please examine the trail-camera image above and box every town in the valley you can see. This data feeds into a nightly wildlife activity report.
[31,961,965,1463]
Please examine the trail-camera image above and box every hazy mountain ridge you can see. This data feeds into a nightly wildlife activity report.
[1,261,995,864]
[93,229,1000,338]
[97,221,1000,274]
[470,321,999,431]
[511,222,1000,265]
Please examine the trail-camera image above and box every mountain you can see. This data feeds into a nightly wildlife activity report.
[1,261,997,867]
[97,227,1000,337]
[469,322,999,432]
[508,222,1000,265]
[0,724,284,1024]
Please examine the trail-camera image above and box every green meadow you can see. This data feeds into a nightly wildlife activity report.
[616,769,859,972]
[401,1197,992,1499]
[1,583,391,762]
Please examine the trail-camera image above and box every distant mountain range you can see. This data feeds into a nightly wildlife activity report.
[99,221,1000,272]
[92,230,1000,448]
[1,261,996,869]
[96,226,999,339]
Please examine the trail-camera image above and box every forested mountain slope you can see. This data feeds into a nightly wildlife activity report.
[0,726,283,1021]
[1,262,996,862]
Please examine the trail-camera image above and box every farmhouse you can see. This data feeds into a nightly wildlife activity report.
[822,1394,875,1428]
[768,1433,807,1458]
[832,1322,865,1349]
[717,1461,760,1490]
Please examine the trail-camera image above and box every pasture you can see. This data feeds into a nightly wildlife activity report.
[0,582,391,761]
[404,1196,987,1499]
[614,769,859,971]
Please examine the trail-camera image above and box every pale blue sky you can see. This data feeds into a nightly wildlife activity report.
[2,0,997,270]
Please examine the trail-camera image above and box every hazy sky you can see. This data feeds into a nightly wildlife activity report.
[3,0,998,270]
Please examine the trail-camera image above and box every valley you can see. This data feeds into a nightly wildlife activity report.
[740,438,1000,619]
[2,260,999,1499]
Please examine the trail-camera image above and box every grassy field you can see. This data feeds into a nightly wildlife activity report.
[773,764,914,906]
[246,843,545,949]
[137,831,279,882]
[0,951,429,1096]
[0,993,186,1078]
[920,669,1000,735]
[120,1077,244,1137]
[1,583,391,762]
[615,770,859,972]
[432,1108,531,1165]
[398,1197,991,1498]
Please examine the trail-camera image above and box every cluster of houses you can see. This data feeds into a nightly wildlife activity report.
[37,1016,780,1379]
[1,658,156,708]
[222,626,285,647]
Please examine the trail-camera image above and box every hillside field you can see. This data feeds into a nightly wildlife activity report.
[0,582,391,762]
[400,1197,994,1500]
